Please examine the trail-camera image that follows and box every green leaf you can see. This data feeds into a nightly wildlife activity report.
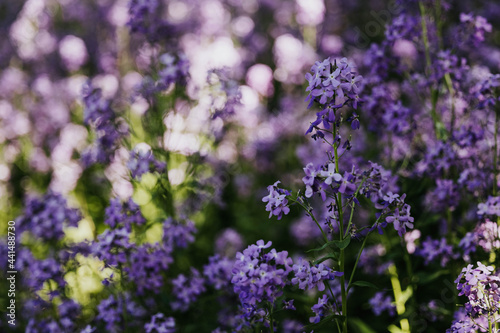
[348,318,377,333]
[306,241,333,253]
[334,237,351,249]
[305,237,351,253]
[416,270,449,285]
[351,281,379,289]
[312,254,338,266]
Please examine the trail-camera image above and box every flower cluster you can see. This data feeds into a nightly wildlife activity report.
[203,254,234,290]
[291,257,343,291]
[81,82,127,166]
[262,181,291,220]
[473,219,500,252]
[459,13,492,47]
[309,294,336,324]
[171,268,206,311]
[144,313,176,333]
[126,244,173,295]
[478,196,500,217]
[231,240,293,307]
[17,191,81,241]
[417,237,457,267]
[127,0,161,39]
[96,294,146,332]
[163,217,197,250]
[104,197,146,230]
[376,194,414,237]
[127,145,166,180]
[305,57,363,138]
[158,53,190,88]
[455,262,500,316]
[92,228,132,267]
[369,292,396,316]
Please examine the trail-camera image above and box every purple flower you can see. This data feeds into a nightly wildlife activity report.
[204,255,234,290]
[97,294,146,332]
[105,197,146,231]
[215,228,244,257]
[477,196,500,217]
[473,219,500,252]
[455,262,500,316]
[369,292,395,316]
[385,204,414,237]
[17,191,81,241]
[163,217,197,250]
[291,257,343,292]
[232,241,292,307]
[262,181,291,220]
[459,13,492,47]
[144,313,176,333]
[93,228,132,267]
[125,244,173,295]
[171,268,206,311]
[127,145,166,180]
[309,294,334,324]
[416,237,458,267]
[338,171,356,195]
[320,163,342,185]
[81,81,127,166]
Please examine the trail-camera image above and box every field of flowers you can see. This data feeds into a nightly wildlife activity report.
[0,0,500,332]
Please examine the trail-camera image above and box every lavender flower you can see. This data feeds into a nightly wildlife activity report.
[473,219,500,252]
[104,197,146,231]
[126,244,173,295]
[305,57,363,137]
[417,237,457,267]
[144,313,176,333]
[262,181,291,220]
[127,145,166,180]
[158,53,189,88]
[478,196,500,217]
[309,294,335,324]
[204,255,234,290]
[459,13,492,47]
[93,228,132,267]
[96,294,146,332]
[81,81,127,166]
[291,257,343,292]
[17,191,81,241]
[369,292,396,316]
[171,268,206,311]
[163,217,197,250]
[455,262,500,316]
[231,240,293,307]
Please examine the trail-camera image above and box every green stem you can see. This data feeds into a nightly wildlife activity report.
[434,0,443,49]
[119,264,129,330]
[344,179,366,239]
[333,123,348,333]
[444,73,456,137]
[419,2,432,71]
[291,197,329,243]
[494,101,499,197]
[269,304,275,333]
[347,230,372,291]
[419,1,447,140]
[325,282,342,333]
